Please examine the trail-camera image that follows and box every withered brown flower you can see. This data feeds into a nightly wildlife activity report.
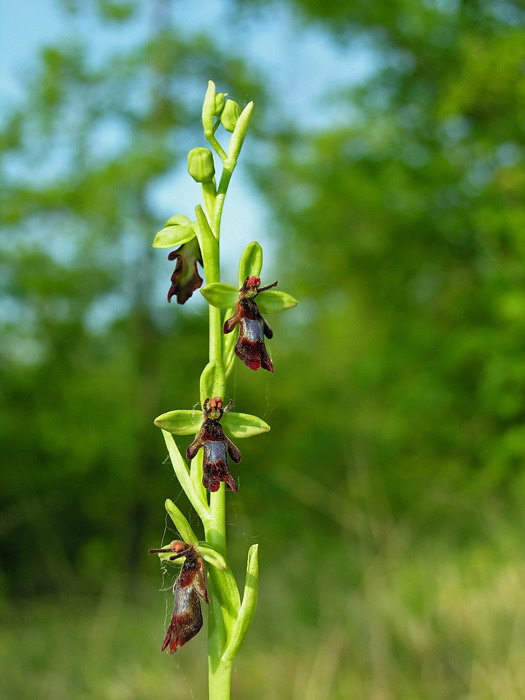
[148,540,209,654]
[167,237,203,304]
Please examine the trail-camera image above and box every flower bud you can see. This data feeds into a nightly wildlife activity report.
[187,147,215,183]
[214,92,227,116]
[220,99,241,132]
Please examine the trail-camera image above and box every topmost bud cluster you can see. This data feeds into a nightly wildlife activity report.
[187,83,244,184]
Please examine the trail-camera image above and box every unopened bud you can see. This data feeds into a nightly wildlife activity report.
[220,99,241,132]
[187,147,215,183]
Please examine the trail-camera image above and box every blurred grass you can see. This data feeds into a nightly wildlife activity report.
[3,514,525,700]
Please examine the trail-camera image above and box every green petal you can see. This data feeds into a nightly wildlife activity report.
[154,409,201,435]
[223,412,270,438]
[238,241,263,287]
[152,224,195,249]
[164,214,192,227]
[201,283,239,309]
[256,290,298,314]
[197,542,228,571]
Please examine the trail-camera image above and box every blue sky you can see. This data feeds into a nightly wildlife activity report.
[1,0,375,293]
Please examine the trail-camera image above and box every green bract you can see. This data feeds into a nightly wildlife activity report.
[201,80,216,135]
[223,544,259,662]
[226,101,253,165]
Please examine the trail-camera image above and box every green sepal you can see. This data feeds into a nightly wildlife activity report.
[214,92,227,116]
[223,544,259,662]
[152,224,195,249]
[201,283,238,309]
[197,542,228,571]
[238,241,263,287]
[164,499,199,546]
[155,406,268,439]
[256,290,299,314]
[222,412,270,438]
[188,147,215,183]
[220,99,241,132]
[200,361,225,405]
[164,214,192,227]
[154,409,201,435]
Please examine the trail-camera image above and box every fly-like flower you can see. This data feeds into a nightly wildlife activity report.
[167,237,203,304]
[148,540,209,654]
[223,276,277,372]
[186,396,241,493]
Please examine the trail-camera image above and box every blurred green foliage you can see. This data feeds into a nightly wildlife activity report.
[2,0,525,697]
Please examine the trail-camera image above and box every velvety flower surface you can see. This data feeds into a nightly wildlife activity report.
[186,397,241,493]
[167,237,203,304]
[148,540,209,654]
[224,276,277,372]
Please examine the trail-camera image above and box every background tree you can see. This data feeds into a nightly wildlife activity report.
[0,0,262,596]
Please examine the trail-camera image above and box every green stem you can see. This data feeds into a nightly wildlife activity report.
[197,89,255,700]
[208,658,233,700]
[199,185,234,700]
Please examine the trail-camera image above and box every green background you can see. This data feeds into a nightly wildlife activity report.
[2,1,525,697]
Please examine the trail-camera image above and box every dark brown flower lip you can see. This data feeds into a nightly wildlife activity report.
[223,282,275,372]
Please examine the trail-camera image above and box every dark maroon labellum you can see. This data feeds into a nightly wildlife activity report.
[186,397,241,493]
[167,237,203,304]
[223,276,277,372]
[148,540,209,654]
